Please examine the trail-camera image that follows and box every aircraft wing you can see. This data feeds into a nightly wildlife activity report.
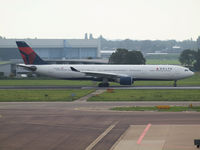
[70,67,128,79]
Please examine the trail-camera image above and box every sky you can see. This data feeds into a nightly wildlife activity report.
[0,0,200,41]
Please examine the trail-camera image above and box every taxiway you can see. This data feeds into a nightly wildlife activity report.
[0,102,200,150]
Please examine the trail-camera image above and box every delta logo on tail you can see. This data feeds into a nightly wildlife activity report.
[16,41,47,65]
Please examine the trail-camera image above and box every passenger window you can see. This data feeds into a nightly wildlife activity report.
[185,69,188,71]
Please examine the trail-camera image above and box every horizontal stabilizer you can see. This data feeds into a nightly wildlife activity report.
[17,64,37,71]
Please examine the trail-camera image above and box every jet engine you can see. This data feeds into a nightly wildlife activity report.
[118,77,133,85]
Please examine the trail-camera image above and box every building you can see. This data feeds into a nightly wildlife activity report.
[100,50,116,59]
[0,38,101,61]
[0,63,12,77]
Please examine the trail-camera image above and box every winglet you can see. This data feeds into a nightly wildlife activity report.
[70,67,80,72]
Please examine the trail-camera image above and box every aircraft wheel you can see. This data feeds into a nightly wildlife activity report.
[173,80,177,87]
[98,83,103,87]
[98,83,109,87]
[104,83,109,87]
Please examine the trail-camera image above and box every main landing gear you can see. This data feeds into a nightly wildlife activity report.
[98,82,109,87]
[98,78,109,87]
[173,80,177,87]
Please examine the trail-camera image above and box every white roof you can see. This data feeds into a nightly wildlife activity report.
[100,50,116,54]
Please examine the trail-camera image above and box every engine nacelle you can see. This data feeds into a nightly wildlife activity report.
[119,77,133,85]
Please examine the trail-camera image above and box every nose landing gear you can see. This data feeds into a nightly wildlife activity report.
[173,80,177,87]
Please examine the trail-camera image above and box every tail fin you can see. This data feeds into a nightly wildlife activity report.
[16,41,47,65]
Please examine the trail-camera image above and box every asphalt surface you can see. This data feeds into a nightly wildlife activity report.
[0,102,200,150]
[1,85,200,90]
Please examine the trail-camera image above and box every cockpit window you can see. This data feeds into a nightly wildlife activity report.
[185,69,189,71]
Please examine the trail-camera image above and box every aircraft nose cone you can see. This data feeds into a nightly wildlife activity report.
[190,71,194,76]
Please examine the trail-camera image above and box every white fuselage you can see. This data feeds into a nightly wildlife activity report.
[25,64,194,81]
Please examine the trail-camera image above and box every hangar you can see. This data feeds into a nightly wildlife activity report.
[0,38,100,60]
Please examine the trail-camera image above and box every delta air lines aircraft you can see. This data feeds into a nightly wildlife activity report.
[16,41,194,87]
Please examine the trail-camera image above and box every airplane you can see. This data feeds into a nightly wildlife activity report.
[16,41,194,87]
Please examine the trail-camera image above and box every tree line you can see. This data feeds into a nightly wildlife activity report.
[101,37,199,53]
[109,48,200,71]
[179,49,200,71]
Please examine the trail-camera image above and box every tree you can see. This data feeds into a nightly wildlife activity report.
[109,48,145,64]
[179,49,196,67]
[126,51,146,64]
[109,49,128,64]
[194,49,200,71]
[197,36,200,49]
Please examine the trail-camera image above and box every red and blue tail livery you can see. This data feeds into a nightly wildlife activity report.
[16,41,47,65]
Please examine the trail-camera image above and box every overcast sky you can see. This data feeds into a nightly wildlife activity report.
[0,0,200,41]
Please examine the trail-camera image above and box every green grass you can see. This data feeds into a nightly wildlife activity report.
[0,89,94,102]
[146,59,180,65]
[0,79,94,86]
[88,89,200,101]
[111,106,200,112]
[145,53,180,60]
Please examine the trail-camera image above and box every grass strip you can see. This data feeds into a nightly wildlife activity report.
[0,89,94,102]
[146,59,180,65]
[111,106,200,112]
[88,89,200,101]
[0,79,96,86]
[0,80,95,86]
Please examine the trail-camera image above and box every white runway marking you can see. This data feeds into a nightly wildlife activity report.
[85,121,118,150]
